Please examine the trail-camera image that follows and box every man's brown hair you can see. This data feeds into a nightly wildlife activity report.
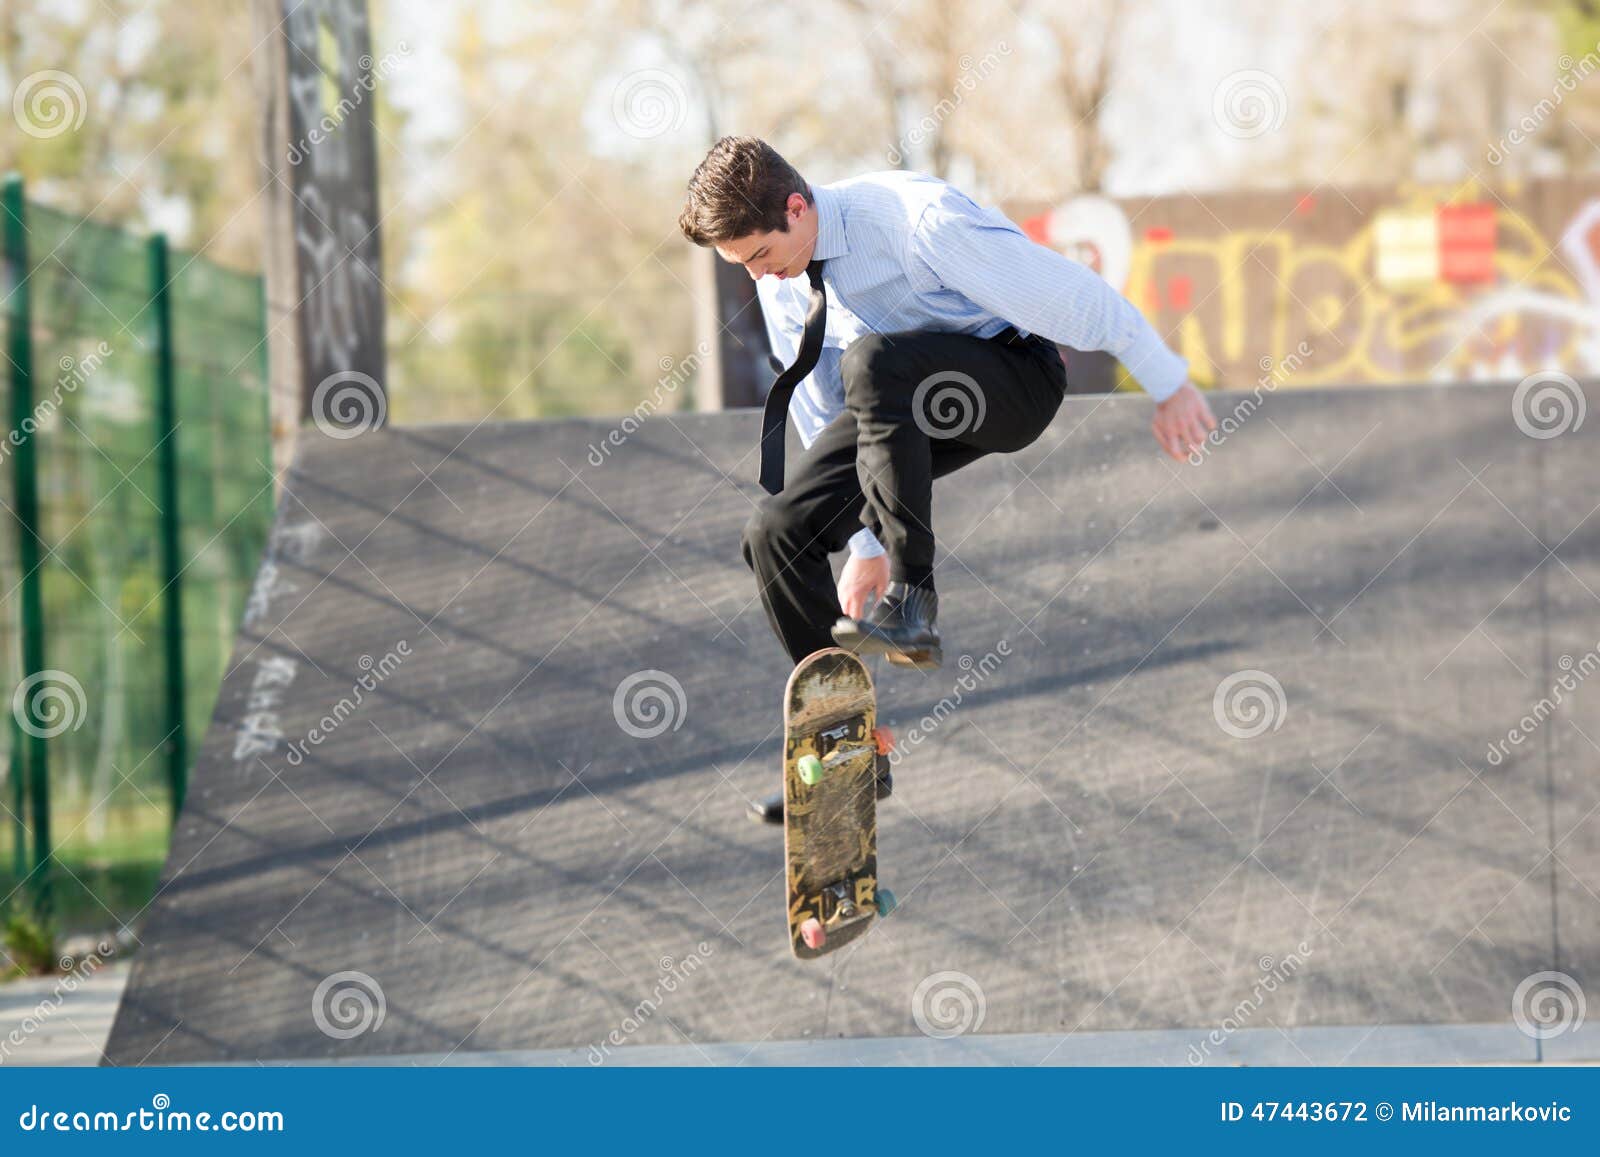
[678,136,811,246]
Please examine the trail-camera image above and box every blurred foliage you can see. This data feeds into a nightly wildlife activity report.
[0,0,265,264]
[2,907,56,978]
[1553,0,1600,56]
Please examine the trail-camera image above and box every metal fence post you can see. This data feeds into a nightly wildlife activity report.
[149,234,189,819]
[1,181,24,889]
[3,173,51,915]
[7,717,23,884]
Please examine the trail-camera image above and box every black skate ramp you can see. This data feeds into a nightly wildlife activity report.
[105,380,1600,1065]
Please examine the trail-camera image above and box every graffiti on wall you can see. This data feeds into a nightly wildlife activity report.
[1017,177,1600,387]
[282,0,386,419]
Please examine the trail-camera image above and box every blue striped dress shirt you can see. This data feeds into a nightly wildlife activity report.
[755,169,1189,558]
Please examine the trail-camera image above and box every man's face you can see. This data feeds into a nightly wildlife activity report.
[716,193,816,281]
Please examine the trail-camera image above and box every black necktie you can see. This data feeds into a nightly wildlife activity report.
[758,259,826,495]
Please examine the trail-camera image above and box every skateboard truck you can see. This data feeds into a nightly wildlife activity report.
[798,882,868,950]
[797,725,873,787]
[822,743,873,770]
[829,880,859,922]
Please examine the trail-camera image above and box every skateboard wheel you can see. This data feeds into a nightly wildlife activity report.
[875,888,897,918]
[798,754,825,785]
[800,918,826,950]
[874,726,895,756]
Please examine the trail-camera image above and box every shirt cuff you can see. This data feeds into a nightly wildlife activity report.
[1119,325,1190,402]
[848,528,886,558]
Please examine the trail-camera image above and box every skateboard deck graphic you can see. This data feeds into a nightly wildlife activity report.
[782,648,893,958]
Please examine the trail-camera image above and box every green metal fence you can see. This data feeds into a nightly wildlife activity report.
[0,175,274,936]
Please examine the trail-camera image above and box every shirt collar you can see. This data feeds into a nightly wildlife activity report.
[810,184,848,262]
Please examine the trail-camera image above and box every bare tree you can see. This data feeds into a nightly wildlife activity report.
[836,0,911,167]
[1288,0,1563,184]
[1033,0,1128,193]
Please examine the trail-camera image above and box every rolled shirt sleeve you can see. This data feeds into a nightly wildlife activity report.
[847,527,885,558]
[909,198,1190,401]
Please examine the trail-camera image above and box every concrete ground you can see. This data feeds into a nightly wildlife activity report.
[104,382,1600,1065]
[0,964,128,1066]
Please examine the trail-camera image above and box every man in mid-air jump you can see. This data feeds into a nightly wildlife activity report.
[678,136,1216,823]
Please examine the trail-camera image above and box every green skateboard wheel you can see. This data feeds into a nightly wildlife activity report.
[798,754,825,785]
[875,887,897,918]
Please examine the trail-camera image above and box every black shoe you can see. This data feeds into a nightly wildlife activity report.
[832,581,942,668]
[750,790,786,825]
[749,745,894,826]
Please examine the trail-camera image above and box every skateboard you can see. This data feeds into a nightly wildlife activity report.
[782,647,897,958]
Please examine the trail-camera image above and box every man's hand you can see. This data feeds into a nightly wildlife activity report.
[1152,381,1218,462]
[837,552,891,620]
